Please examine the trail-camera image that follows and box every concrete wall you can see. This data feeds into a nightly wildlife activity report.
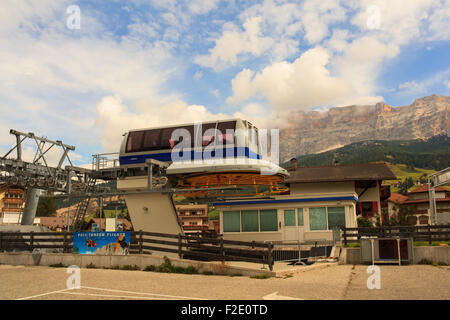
[339,246,450,265]
[0,252,275,277]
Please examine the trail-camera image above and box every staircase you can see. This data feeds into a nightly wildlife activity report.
[71,177,97,231]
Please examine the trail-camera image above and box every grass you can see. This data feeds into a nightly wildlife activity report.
[49,262,66,268]
[418,258,448,266]
[143,257,198,274]
[414,241,450,247]
[385,163,436,192]
[120,264,140,271]
[343,243,360,248]
[250,273,271,279]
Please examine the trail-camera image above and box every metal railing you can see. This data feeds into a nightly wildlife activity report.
[341,225,450,245]
[92,153,120,171]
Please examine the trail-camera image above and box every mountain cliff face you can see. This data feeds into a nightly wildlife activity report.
[279,95,450,162]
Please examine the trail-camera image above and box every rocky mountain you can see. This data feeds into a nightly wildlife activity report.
[279,94,450,162]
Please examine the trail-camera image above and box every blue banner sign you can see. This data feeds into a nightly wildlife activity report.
[73,232,130,255]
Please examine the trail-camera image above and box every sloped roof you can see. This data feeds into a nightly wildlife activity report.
[286,163,396,183]
[388,193,408,204]
[408,185,448,194]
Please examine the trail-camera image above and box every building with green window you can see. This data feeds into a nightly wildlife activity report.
[214,163,395,243]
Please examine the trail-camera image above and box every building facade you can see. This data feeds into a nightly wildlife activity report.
[176,204,209,233]
[389,186,450,225]
[0,188,25,224]
[214,163,395,243]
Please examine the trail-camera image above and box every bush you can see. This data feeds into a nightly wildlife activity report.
[120,264,140,271]
[357,217,374,227]
[418,258,433,265]
[250,273,271,279]
[49,263,66,268]
[143,257,198,274]
[86,263,97,269]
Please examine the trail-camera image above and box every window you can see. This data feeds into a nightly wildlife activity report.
[241,210,259,232]
[160,127,176,149]
[126,131,145,152]
[297,208,304,226]
[217,121,236,145]
[309,207,327,230]
[358,202,378,218]
[223,211,240,232]
[201,122,217,147]
[141,129,161,151]
[284,209,296,227]
[260,209,278,231]
[327,207,346,230]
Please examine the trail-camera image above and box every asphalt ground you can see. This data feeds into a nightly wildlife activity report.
[0,264,448,300]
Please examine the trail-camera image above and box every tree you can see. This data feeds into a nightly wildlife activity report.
[36,192,57,217]
[399,177,414,195]
[357,217,374,227]
[389,203,417,226]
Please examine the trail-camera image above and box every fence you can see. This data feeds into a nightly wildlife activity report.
[0,230,274,271]
[266,239,334,264]
[0,231,73,253]
[341,225,450,245]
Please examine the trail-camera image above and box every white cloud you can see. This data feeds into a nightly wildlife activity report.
[396,69,450,97]
[94,95,230,152]
[350,0,437,45]
[300,0,348,44]
[210,89,220,98]
[193,71,203,80]
[186,0,219,15]
[195,16,273,71]
[227,46,384,114]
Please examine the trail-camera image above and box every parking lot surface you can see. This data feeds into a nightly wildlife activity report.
[0,264,448,300]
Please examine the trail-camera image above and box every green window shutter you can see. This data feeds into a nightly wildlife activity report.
[327,207,346,230]
[242,210,259,232]
[297,208,304,226]
[223,211,240,232]
[260,209,278,231]
[309,207,327,230]
[284,209,296,226]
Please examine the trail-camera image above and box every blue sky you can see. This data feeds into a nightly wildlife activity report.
[0,0,449,166]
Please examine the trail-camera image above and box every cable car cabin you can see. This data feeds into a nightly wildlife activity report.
[119,119,289,197]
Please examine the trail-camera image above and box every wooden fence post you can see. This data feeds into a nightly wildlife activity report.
[343,228,347,246]
[63,232,67,253]
[29,232,34,252]
[268,242,273,271]
[220,237,225,262]
[138,230,143,254]
[428,225,432,245]
[178,233,182,259]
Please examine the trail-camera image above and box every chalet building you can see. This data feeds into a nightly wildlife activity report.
[214,163,395,243]
[0,188,25,224]
[176,204,209,233]
[388,186,450,225]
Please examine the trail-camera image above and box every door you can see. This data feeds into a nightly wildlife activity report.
[282,209,304,242]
